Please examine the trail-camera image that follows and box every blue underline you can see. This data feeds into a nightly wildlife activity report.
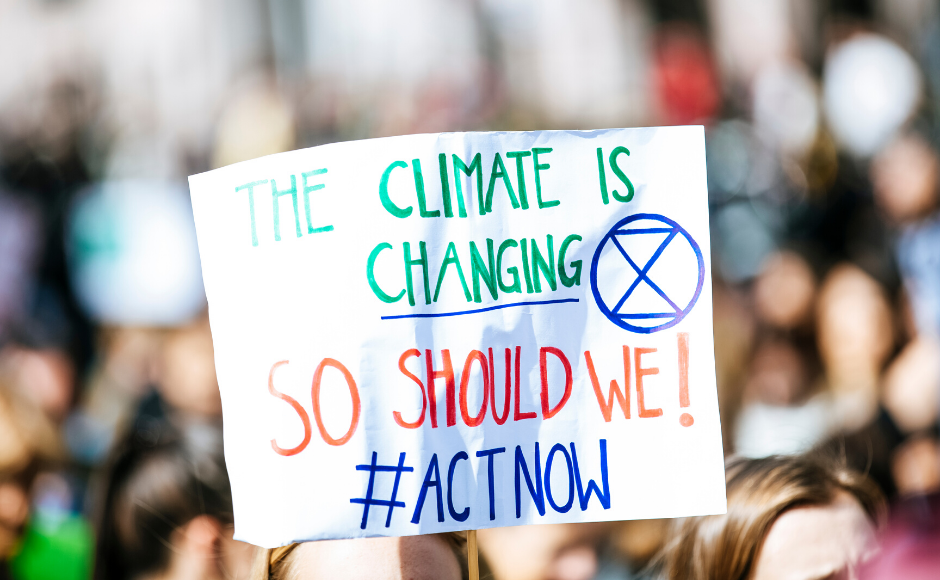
[381,298,580,320]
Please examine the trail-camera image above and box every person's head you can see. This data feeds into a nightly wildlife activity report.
[816,263,894,391]
[0,375,60,559]
[753,251,817,331]
[479,522,610,580]
[871,133,939,223]
[158,318,222,418]
[250,533,466,580]
[744,334,817,407]
[93,423,248,580]
[0,343,75,422]
[657,454,885,580]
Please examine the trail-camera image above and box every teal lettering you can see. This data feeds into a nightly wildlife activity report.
[301,169,333,233]
[413,159,441,218]
[532,148,558,208]
[453,153,483,216]
[271,175,302,241]
[438,154,465,218]
[367,243,405,303]
[235,179,268,247]
[404,241,431,306]
[485,153,520,213]
[506,151,531,210]
[433,242,471,302]
[380,161,413,218]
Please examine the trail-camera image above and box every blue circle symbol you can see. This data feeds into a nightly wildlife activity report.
[590,213,705,334]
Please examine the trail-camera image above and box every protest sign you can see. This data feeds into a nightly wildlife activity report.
[188,127,726,548]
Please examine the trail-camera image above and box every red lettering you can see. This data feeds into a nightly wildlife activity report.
[634,347,662,418]
[459,350,489,427]
[678,332,690,408]
[311,358,361,446]
[394,349,426,429]
[514,346,537,421]
[267,360,312,456]
[425,349,456,428]
[489,348,512,425]
[540,346,572,419]
[583,347,630,421]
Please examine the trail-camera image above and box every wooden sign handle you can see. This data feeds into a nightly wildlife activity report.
[468,529,479,580]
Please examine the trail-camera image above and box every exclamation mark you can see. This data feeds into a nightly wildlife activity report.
[678,332,693,427]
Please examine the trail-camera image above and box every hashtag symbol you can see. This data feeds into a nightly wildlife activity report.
[350,451,414,529]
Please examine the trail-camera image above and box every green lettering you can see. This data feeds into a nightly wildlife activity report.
[596,148,609,205]
[469,239,498,302]
[506,151,531,209]
[367,243,405,303]
[438,153,464,218]
[453,153,482,216]
[413,159,441,218]
[433,242,471,302]
[485,153,520,213]
[519,238,534,294]
[532,148,558,208]
[497,239,522,294]
[609,146,634,202]
[530,235,557,293]
[380,161,413,218]
[558,234,583,288]
[403,241,430,306]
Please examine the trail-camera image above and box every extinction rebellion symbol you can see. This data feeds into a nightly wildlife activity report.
[590,213,705,334]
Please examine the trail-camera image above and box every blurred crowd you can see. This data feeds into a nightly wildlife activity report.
[1,0,940,579]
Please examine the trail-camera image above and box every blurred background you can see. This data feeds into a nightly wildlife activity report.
[1,0,939,579]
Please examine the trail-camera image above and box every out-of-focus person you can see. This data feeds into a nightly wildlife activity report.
[93,420,251,580]
[0,345,75,424]
[250,533,465,580]
[157,318,222,420]
[859,435,940,579]
[872,134,938,225]
[68,316,221,468]
[734,334,830,458]
[653,454,884,580]
[812,263,904,497]
[478,522,612,580]
[0,377,63,579]
[734,251,828,458]
[859,489,940,580]
[752,251,816,331]
[872,133,940,338]
[816,263,894,431]
[881,337,940,437]
[65,327,163,466]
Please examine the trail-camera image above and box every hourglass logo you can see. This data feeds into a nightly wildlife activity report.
[590,214,705,334]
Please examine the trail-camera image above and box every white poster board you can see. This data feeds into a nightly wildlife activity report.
[189,127,726,548]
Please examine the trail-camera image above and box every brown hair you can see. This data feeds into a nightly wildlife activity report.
[93,422,233,580]
[248,532,467,580]
[655,454,885,580]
